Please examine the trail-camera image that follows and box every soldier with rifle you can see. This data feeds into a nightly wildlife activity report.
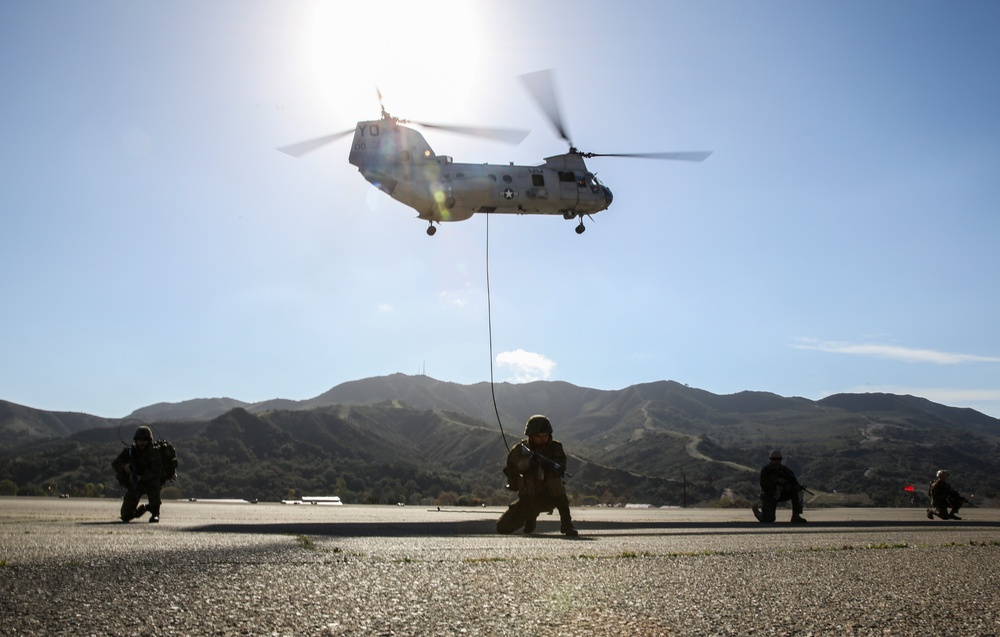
[497,415,578,536]
[752,449,808,524]
[112,425,163,523]
[927,470,968,520]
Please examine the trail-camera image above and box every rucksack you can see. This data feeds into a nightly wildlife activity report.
[155,440,178,484]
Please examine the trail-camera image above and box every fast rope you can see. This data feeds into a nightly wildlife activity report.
[486,213,511,452]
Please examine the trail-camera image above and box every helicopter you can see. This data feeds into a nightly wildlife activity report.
[279,70,712,236]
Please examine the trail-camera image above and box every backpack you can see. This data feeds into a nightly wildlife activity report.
[155,440,178,484]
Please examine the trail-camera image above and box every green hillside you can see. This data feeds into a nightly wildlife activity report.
[2,375,997,507]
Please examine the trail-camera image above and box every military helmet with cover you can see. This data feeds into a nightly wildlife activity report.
[936,469,950,479]
[524,415,553,436]
[769,449,783,460]
[133,425,154,441]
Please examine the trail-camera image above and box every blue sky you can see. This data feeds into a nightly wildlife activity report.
[3,1,1000,419]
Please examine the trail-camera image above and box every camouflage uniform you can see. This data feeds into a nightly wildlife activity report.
[927,470,965,520]
[112,426,163,522]
[753,449,806,523]
[497,415,577,535]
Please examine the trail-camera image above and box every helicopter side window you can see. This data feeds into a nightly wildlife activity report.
[558,171,575,182]
[502,174,513,183]
[400,150,410,162]
[487,174,497,182]
[532,174,545,187]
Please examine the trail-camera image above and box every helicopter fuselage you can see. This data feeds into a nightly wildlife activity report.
[348,118,613,232]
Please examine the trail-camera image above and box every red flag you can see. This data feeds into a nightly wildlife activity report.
[904,485,915,492]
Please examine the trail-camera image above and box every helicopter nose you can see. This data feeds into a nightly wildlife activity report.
[602,186,613,207]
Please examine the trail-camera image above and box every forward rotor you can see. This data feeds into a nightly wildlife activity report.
[279,90,528,158]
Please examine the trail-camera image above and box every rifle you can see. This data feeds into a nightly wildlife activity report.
[519,443,572,478]
[798,484,815,496]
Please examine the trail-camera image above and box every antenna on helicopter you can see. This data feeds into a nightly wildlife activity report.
[376,88,397,123]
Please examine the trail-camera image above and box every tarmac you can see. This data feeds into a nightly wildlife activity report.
[1,498,999,636]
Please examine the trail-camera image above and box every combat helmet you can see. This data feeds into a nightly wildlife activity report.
[524,415,553,436]
[769,449,783,460]
[133,425,154,441]
[936,469,950,479]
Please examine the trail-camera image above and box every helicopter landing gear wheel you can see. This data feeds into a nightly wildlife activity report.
[426,223,437,236]
[575,222,586,234]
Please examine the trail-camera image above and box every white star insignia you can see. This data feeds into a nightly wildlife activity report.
[502,188,516,200]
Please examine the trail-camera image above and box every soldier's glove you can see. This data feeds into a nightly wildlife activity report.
[502,466,521,492]
[115,471,130,489]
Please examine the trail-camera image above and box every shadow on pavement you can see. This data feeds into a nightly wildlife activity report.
[173,517,1000,538]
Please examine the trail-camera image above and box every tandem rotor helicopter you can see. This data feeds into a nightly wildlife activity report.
[279,70,712,236]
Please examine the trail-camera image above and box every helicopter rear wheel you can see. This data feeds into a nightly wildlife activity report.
[575,223,586,234]
[426,224,437,236]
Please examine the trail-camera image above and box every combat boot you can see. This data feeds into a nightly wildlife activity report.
[121,504,146,522]
[752,504,763,522]
[522,517,536,534]
[790,515,808,523]
[560,521,578,536]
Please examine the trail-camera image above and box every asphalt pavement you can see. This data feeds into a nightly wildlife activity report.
[1,498,998,636]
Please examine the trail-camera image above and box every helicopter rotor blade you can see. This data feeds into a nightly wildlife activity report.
[276,129,355,158]
[582,150,713,162]
[518,69,572,146]
[415,122,529,145]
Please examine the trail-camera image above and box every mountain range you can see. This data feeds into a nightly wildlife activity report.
[2,374,998,507]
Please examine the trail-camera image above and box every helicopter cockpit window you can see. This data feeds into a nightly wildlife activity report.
[558,171,575,182]
[532,174,545,187]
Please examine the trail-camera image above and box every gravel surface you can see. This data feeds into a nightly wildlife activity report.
[2,498,999,636]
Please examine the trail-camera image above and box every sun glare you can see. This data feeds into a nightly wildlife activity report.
[311,1,484,124]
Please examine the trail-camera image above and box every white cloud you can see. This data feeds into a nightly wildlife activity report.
[438,287,475,309]
[377,303,394,313]
[793,338,1000,365]
[496,349,555,382]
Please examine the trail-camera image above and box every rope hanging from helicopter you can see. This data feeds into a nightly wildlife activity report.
[485,213,512,453]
